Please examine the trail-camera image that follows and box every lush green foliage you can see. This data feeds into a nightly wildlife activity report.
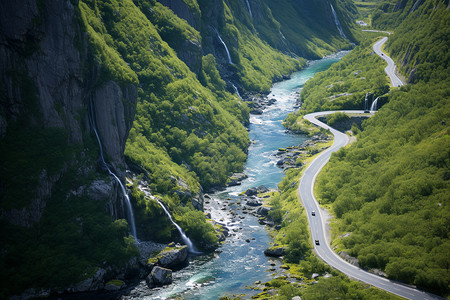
[262,0,356,58]
[326,111,350,127]
[130,183,218,247]
[317,80,450,295]
[0,168,138,298]
[310,1,450,295]
[80,0,250,190]
[223,0,356,60]
[257,163,399,299]
[219,1,306,93]
[382,1,450,83]
[284,34,389,132]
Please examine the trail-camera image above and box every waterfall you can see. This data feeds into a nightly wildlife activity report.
[155,199,200,254]
[231,83,241,98]
[371,97,379,111]
[330,3,348,39]
[216,30,233,64]
[364,93,370,111]
[89,99,138,240]
[245,0,253,18]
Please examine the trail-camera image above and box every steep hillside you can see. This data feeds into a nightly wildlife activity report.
[303,0,449,295]
[0,0,360,298]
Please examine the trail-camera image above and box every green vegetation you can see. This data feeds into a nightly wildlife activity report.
[287,0,450,296]
[249,153,400,299]
[79,0,250,190]
[262,0,356,58]
[326,111,350,127]
[353,0,383,25]
[382,1,450,83]
[284,34,389,133]
[0,166,138,298]
[317,80,450,295]
[217,1,307,93]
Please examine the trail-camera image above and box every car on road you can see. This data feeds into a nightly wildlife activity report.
[311,211,315,216]
[315,240,320,245]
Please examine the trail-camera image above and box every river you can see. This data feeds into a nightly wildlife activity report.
[122,52,348,300]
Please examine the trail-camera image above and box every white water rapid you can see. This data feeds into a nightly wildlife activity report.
[89,99,137,240]
[330,3,348,39]
[370,97,379,111]
[155,199,200,254]
[216,30,233,64]
[245,0,253,18]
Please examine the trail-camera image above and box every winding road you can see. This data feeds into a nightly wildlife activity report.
[373,36,405,87]
[297,38,440,299]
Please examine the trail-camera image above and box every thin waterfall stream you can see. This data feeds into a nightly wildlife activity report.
[89,99,137,240]
[155,199,200,254]
[330,3,348,39]
[245,0,253,18]
[371,97,379,111]
[216,29,233,64]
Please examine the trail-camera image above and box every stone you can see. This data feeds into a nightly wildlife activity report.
[156,245,189,268]
[257,206,271,216]
[104,280,125,291]
[151,266,173,286]
[244,187,258,196]
[145,274,156,289]
[292,296,302,300]
[71,268,107,292]
[257,185,269,193]
[264,246,285,257]
[246,199,262,207]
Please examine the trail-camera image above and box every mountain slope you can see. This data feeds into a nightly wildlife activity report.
[0,0,362,297]
[311,0,449,295]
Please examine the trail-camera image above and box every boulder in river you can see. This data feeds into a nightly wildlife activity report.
[244,187,258,196]
[104,280,125,291]
[151,266,173,286]
[148,245,188,269]
[257,185,269,193]
[257,206,271,216]
[264,246,285,257]
[246,199,262,207]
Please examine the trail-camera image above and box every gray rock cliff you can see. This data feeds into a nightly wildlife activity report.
[0,0,137,226]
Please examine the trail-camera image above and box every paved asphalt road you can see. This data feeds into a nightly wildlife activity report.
[373,36,405,87]
[299,111,442,299]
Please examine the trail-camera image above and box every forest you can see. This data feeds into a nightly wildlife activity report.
[290,0,449,295]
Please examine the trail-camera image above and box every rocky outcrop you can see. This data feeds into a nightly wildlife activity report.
[159,0,200,30]
[0,0,137,226]
[264,245,285,257]
[68,268,107,293]
[317,116,369,133]
[257,206,271,216]
[147,245,189,270]
[227,173,248,187]
[146,266,173,288]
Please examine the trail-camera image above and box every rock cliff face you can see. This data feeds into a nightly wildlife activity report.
[0,0,137,226]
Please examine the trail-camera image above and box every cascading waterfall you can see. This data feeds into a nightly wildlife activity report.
[231,83,241,99]
[370,97,379,111]
[330,3,348,39]
[245,0,253,18]
[89,99,137,240]
[155,199,200,254]
[364,92,370,111]
[216,29,233,64]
